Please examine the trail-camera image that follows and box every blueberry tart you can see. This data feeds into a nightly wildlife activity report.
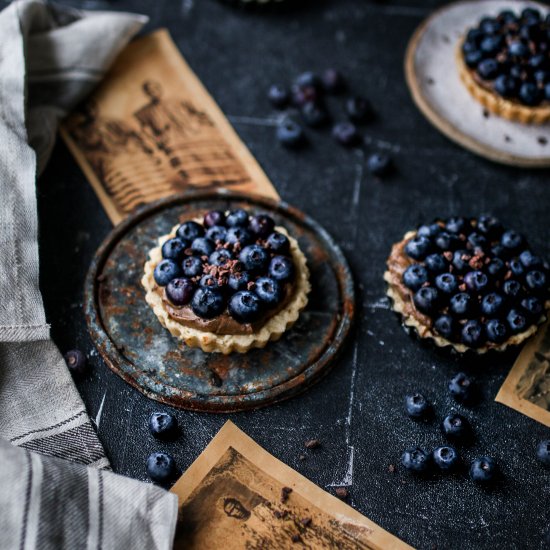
[457,7,550,124]
[142,209,310,354]
[384,216,550,353]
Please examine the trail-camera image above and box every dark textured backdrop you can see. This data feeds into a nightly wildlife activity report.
[31,0,550,548]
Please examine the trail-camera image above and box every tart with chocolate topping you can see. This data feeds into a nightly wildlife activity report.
[384,216,550,353]
[142,208,310,354]
[457,7,550,124]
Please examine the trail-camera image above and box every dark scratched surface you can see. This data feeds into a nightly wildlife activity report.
[34,0,549,548]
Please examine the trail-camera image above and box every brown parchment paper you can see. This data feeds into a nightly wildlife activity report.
[496,321,550,427]
[60,29,278,225]
[170,421,412,550]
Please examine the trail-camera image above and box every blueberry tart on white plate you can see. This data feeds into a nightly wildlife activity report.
[384,216,550,353]
[457,7,550,124]
[142,208,310,354]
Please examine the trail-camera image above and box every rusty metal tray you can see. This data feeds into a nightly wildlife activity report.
[84,190,354,412]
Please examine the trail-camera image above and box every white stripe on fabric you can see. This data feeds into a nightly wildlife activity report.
[23,452,43,550]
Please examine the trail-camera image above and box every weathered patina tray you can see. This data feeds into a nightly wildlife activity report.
[84,190,354,412]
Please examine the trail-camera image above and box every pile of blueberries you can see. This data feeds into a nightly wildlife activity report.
[462,7,550,106]
[154,210,295,323]
[401,215,549,348]
[267,70,392,177]
[401,373,550,481]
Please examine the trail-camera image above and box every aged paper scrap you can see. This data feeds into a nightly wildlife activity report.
[170,421,412,550]
[60,29,277,225]
[496,320,550,427]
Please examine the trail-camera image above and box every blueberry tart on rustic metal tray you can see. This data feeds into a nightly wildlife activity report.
[457,7,550,124]
[384,216,550,354]
[142,208,310,354]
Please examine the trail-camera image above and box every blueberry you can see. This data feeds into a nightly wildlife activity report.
[405,393,431,419]
[433,446,460,472]
[291,84,318,107]
[503,279,523,300]
[64,350,87,375]
[435,231,460,251]
[425,254,448,274]
[480,17,501,35]
[417,223,441,239]
[477,215,503,238]
[206,225,227,243]
[154,259,181,286]
[249,215,275,238]
[495,69,519,94]
[204,210,226,228]
[537,440,550,468]
[529,55,547,71]
[295,71,320,89]
[519,82,542,106]
[161,238,187,261]
[191,237,215,257]
[226,209,249,227]
[254,276,283,307]
[276,119,305,148]
[545,82,550,101]
[481,293,505,316]
[534,70,550,85]
[467,28,484,45]
[346,96,373,123]
[434,314,457,339]
[268,84,289,109]
[269,255,295,282]
[509,257,524,278]
[509,40,529,58]
[522,7,541,22]
[413,286,440,314]
[332,122,359,146]
[441,413,471,440]
[301,101,329,128]
[462,320,485,348]
[491,244,506,258]
[367,153,392,177]
[401,447,431,473]
[509,64,524,80]
[404,235,432,260]
[485,318,508,343]
[446,217,469,234]
[402,264,429,291]
[498,10,517,24]
[477,58,500,79]
[148,412,178,440]
[435,273,458,295]
[507,308,528,333]
[226,226,253,247]
[480,36,503,56]
[181,256,203,278]
[199,274,223,290]
[462,40,479,55]
[266,232,290,255]
[521,296,543,317]
[166,277,194,306]
[321,68,345,93]
[209,249,233,267]
[525,270,547,293]
[469,456,498,483]
[487,258,506,278]
[519,250,543,269]
[449,372,473,401]
[228,290,263,323]
[465,50,484,69]
[452,250,472,273]
[467,232,488,250]
[191,287,226,319]
[239,244,270,273]
[228,270,251,292]
[450,293,476,318]
[146,452,176,485]
[177,221,204,242]
[464,271,489,293]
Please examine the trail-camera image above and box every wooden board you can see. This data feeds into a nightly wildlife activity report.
[60,29,278,225]
[405,0,550,168]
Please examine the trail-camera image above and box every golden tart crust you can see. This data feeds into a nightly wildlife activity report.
[456,40,550,125]
[142,224,310,354]
[385,230,550,354]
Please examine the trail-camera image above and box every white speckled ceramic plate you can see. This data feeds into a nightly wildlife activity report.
[405,0,550,167]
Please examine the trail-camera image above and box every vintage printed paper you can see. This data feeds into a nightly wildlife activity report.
[496,320,550,427]
[170,421,411,550]
[60,30,277,225]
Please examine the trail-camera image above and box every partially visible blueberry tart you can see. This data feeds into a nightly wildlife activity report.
[384,216,550,353]
[142,209,310,354]
[457,7,550,124]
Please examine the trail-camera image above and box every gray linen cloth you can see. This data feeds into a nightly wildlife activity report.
[0,1,178,548]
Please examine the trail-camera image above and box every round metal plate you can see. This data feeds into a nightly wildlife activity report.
[84,190,355,412]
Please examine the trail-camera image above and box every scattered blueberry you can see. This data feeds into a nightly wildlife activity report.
[301,101,329,127]
[64,350,87,375]
[346,96,373,123]
[433,446,460,472]
[404,393,431,419]
[276,119,305,148]
[441,413,471,440]
[401,447,431,473]
[154,259,181,286]
[367,153,392,177]
[268,84,289,108]
[469,456,498,484]
[166,278,194,306]
[148,412,178,440]
[321,68,345,93]
[228,290,263,323]
[332,122,359,146]
[294,71,320,89]
[536,440,550,468]
[449,372,474,401]
[191,287,225,319]
[146,452,177,485]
